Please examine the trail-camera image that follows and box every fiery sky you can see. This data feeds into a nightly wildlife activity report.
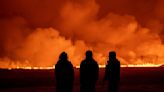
[0,0,164,68]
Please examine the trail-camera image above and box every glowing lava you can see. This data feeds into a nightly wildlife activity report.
[7,63,163,70]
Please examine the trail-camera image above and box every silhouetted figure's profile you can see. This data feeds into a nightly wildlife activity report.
[103,51,120,92]
[80,50,99,92]
[55,52,74,92]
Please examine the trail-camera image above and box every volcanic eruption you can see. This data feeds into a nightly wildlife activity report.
[0,0,164,68]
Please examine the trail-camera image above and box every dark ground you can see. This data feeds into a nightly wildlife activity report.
[0,67,163,92]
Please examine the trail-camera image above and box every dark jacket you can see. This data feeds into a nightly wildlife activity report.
[80,59,99,84]
[104,59,120,82]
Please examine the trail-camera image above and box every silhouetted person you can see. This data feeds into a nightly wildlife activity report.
[103,51,120,92]
[80,50,99,92]
[55,52,74,92]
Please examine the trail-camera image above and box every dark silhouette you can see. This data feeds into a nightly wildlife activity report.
[103,51,120,92]
[55,52,74,92]
[80,50,99,92]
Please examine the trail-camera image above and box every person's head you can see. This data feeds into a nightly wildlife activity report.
[85,50,93,60]
[59,52,68,61]
[109,51,116,60]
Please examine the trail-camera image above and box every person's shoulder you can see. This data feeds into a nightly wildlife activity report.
[67,61,74,68]
[68,61,73,65]
[55,60,62,69]
[105,63,110,68]
[92,59,98,66]
[116,59,120,63]
[67,60,72,63]
[55,60,60,65]
[93,59,98,63]
[81,59,87,64]
[106,62,109,66]
[116,59,120,65]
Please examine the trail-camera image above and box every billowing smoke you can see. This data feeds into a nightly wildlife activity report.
[0,0,164,68]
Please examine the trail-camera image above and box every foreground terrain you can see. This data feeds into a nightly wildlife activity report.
[0,67,164,92]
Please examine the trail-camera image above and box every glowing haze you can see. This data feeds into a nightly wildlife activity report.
[0,0,164,68]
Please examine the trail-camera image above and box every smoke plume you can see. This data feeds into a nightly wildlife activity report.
[0,0,164,68]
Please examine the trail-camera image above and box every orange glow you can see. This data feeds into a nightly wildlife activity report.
[8,66,55,70]
[7,63,163,70]
[121,63,163,67]
[0,0,164,68]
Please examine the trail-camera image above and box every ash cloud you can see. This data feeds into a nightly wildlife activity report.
[0,0,164,67]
